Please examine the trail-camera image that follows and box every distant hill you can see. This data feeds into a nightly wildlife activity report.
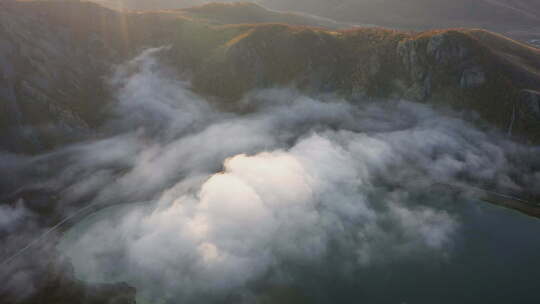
[89,1,354,28]
[89,0,540,30]
[88,0,540,44]
[278,0,540,44]
[176,2,353,28]
[264,0,540,29]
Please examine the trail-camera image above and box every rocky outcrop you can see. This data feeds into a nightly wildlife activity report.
[460,65,486,88]
[426,32,470,64]
[509,89,540,142]
[397,31,488,101]
[392,29,540,143]
[519,90,540,119]
[189,25,540,142]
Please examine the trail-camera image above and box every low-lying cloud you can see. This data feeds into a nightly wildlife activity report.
[2,48,540,303]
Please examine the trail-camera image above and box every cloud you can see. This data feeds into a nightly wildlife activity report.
[2,48,540,303]
[59,133,460,302]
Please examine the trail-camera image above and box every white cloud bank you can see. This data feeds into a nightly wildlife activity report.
[2,48,540,303]
[55,49,539,302]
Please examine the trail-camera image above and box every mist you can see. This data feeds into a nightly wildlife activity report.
[2,48,540,303]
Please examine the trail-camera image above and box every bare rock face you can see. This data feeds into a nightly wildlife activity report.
[512,90,540,140]
[426,33,470,65]
[460,65,486,88]
[520,90,540,118]
[505,89,540,143]
[397,39,426,82]
[397,31,486,101]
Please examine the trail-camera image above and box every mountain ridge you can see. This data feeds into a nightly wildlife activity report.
[1,0,539,154]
